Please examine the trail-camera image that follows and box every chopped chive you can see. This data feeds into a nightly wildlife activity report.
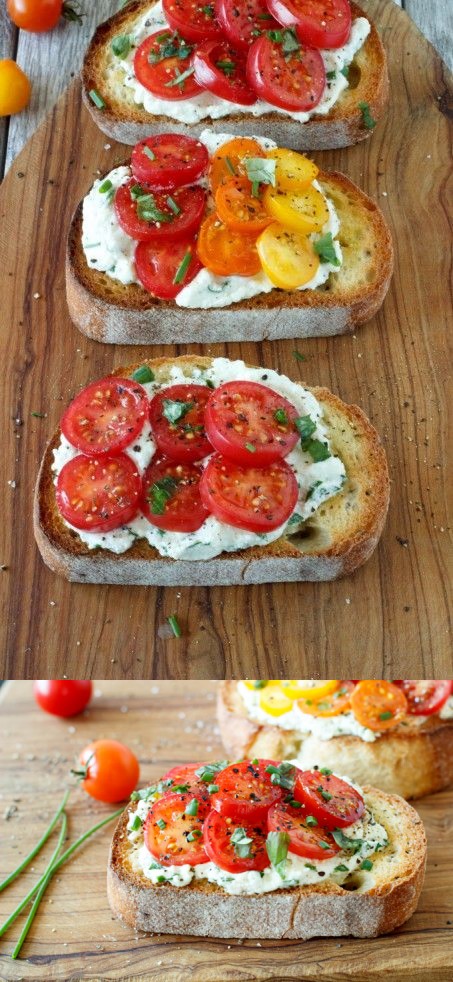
[245,442,256,453]
[130,814,143,831]
[111,34,131,58]
[379,710,393,721]
[143,146,156,160]
[99,179,113,194]
[274,407,288,426]
[334,863,349,872]
[131,365,155,384]
[185,798,199,817]
[89,89,105,110]
[164,66,195,88]
[206,379,215,389]
[358,101,376,130]
[361,858,373,871]
[30,411,45,418]
[168,614,181,637]
[173,250,192,285]
[156,818,167,830]
[166,195,181,215]
[293,349,306,361]
[225,156,236,175]
[187,829,202,841]
[208,784,219,794]
[305,815,318,827]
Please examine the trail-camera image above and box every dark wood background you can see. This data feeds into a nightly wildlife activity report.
[0,0,452,678]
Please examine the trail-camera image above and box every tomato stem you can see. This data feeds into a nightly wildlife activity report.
[0,789,70,894]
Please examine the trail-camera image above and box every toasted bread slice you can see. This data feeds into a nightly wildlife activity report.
[107,787,426,939]
[217,682,453,800]
[81,1,389,151]
[34,355,390,586]
[66,170,393,345]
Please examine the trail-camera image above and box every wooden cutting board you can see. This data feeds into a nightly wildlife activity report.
[0,0,452,678]
[1,680,452,982]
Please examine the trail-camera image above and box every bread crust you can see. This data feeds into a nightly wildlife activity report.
[33,355,390,586]
[217,681,453,800]
[81,1,389,151]
[66,169,393,345]
[106,787,426,940]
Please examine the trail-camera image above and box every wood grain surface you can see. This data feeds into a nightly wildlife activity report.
[0,0,452,679]
[1,0,452,175]
[1,680,452,982]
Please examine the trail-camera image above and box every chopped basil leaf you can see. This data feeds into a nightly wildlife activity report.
[303,438,330,462]
[131,365,155,384]
[89,89,105,109]
[208,784,219,794]
[361,858,373,871]
[292,349,306,362]
[265,761,296,791]
[306,480,322,501]
[319,840,331,850]
[111,34,131,57]
[172,783,189,793]
[334,863,349,872]
[266,830,289,866]
[162,399,194,424]
[166,195,181,215]
[136,193,172,224]
[274,407,289,426]
[231,827,253,858]
[201,4,214,15]
[332,828,364,853]
[295,415,317,442]
[185,798,199,816]
[164,65,195,89]
[216,59,236,76]
[253,680,268,688]
[358,101,376,130]
[148,476,179,515]
[195,761,228,783]
[243,156,276,188]
[313,232,341,266]
[304,862,316,870]
[341,64,349,78]
[320,768,332,776]
[327,70,336,81]
[206,379,215,389]
[149,33,193,64]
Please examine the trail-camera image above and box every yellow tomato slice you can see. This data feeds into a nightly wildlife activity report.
[266,148,318,192]
[257,224,320,289]
[242,680,279,690]
[263,185,329,234]
[209,138,266,193]
[259,686,293,716]
[280,680,340,700]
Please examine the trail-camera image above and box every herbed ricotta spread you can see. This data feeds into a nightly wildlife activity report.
[81,131,343,309]
[126,773,388,896]
[115,2,370,125]
[51,358,347,560]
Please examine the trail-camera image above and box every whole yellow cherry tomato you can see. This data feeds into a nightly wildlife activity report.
[259,686,293,716]
[264,185,329,234]
[280,680,340,700]
[257,224,320,290]
[0,60,31,116]
[267,148,319,192]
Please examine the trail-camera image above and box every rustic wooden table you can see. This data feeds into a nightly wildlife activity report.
[0,0,452,177]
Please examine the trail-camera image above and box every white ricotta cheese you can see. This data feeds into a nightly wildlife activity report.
[117,3,370,126]
[82,165,136,285]
[51,358,346,560]
[237,682,380,743]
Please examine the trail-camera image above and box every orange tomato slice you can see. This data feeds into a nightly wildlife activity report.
[197,212,261,277]
[297,681,355,717]
[215,177,272,234]
[350,680,408,731]
[209,137,266,193]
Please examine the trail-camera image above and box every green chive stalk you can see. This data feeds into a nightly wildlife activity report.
[11,813,68,959]
[0,790,70,893]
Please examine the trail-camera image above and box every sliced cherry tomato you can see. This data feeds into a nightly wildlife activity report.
[0,60,31,116]
[135,237,202,299]
[134,31,201,100]
[33,680,92,718]
[393,681,452,716]
[131,134,209,189]
[200,454,298,532]
[193,41,257,106]
[162,0,222,42]
[215,177,272,233]
[205,380,299,466]
[141,456,209,532]
[76,740,140,803]
[297,681,355,717]
[266,0,352,50]
[160,763,213,802]
[215,0,279,51]
[149,384,212,461]
[197,212,261,276]
[246,34,325,112]
[267,801,340,859]
[209,136,266,192]
[257,223,320,289]
[294,769,365,830]
[281,680,340,699]
[7,0,63,32]
[259,685,293,716]
[211,760,282,823]
[144,792,209,866]
[115,179,206,243]
[204,809,270,873]
[263,184,329,234]
[56,454,141,533]
[61,377,148,457]
[266,148,318,192]
[350,680,408,732]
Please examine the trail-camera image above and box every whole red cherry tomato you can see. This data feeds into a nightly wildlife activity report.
[33,680,92,718]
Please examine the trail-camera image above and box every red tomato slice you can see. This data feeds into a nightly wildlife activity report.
[56,454,141,533]
[266,0,352,50]
[205,380,300,466]
[144,792,209,866]
[135,237,202,299]
[294,769,365,830]
[114,179,206,242]
[133,31,201,100]
[149,384,212,461]
[203,809,271,873]
[210,760,283,823]
[61,377,148,457]
[200,454,298,532]
[193,41,257,106]
[215,0,279,51]
[393,681,452,716]
[141,456,210,532]
[162,0,223,42]
[267,801,340,859]
[160,763,214,802]
[246,34,326,111]
[131,134,209,189]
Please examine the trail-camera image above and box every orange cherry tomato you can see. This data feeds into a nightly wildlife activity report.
[209,137,266,192]
[297,680,355,717]
[0,60,31,116]
[215,177,272,234]
[197,212,261,277]
[350,680,408,732]
[75,739,140,803]
[7,0,64,32]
